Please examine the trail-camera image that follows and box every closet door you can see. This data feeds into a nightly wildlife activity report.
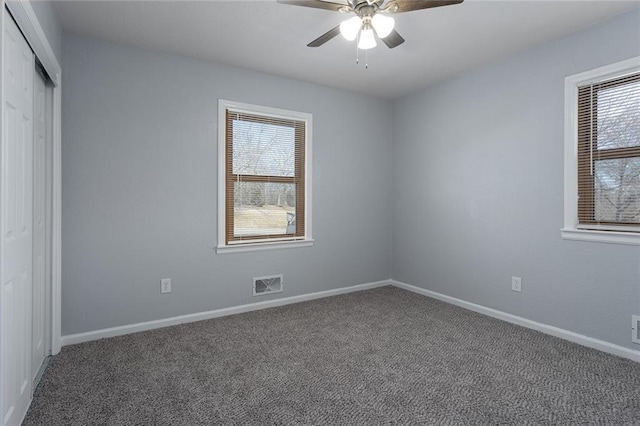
[2,9,34,426]
[32,66,47,385]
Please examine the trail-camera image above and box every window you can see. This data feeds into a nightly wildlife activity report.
[217,100,312,253]
[563,57,640,245]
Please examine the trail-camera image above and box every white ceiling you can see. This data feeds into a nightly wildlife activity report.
[52,0,640,100]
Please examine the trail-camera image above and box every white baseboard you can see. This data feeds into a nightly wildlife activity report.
[62,278,640,363]
[390,280,640,363]
[61,279,391,346]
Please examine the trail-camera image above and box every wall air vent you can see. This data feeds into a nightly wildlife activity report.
[253,274,283,296]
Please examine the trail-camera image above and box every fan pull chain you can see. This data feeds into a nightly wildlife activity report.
[353,33,369,69]
[354,49,370,69]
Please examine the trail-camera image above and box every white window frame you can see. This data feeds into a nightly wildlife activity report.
[216,99,313,254]
[562,56,640,245]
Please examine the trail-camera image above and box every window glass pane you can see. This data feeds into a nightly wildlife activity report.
[597,80,640,150]
[234,182,297,236]
[232,120,295,177]
[594,158,640,223]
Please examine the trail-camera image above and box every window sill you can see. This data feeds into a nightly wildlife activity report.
[216,239,314,254]
[561,228,640,246]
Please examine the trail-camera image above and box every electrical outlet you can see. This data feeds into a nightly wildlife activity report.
[633,315,640,344]
[511,276,522,292]
[160,278,171,294]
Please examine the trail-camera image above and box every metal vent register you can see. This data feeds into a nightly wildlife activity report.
[253,275,283,296]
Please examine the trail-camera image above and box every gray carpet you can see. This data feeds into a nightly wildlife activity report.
[24,286,640,425]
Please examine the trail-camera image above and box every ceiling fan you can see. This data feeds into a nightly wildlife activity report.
[277,0,464,50]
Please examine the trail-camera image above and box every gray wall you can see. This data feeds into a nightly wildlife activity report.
[63,8,640,351]
[28,0,62,64]
[62,35,391,335]
[392,9,640,350]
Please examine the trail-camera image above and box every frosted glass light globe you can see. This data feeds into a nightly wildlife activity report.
[340,16,362,41]
[371,14,394,39]
[358,27,377,50]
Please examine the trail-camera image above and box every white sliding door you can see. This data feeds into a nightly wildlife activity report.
[1,9,34,426]
[31,65,47,385]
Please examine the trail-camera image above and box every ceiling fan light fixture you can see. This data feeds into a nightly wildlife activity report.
[279,0,465,50]
[357,26,377,50]
[371,13,394,39]
[339,16,362,41]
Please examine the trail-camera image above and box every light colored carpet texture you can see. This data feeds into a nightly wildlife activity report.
[24,286,640,425]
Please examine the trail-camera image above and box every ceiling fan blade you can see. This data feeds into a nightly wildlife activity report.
[307,25,341,47]
[381,29,405,48]
[277,0,348,12]
[386,0,463,13]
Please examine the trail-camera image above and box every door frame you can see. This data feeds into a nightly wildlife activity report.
[0,0,61,419]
